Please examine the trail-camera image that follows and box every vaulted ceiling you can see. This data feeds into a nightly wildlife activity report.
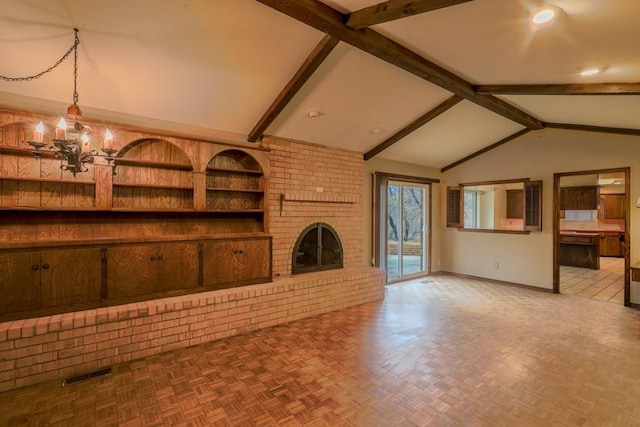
[1,0,640,171]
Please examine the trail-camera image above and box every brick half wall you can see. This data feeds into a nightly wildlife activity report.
[0,266,384,392]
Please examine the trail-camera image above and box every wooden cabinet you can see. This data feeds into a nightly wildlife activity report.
[559,234,600,269]
[0,120,272,320]
[560,186,598,210]
[106,242,199,298]
[599,194,625,219]
[506,189,524,218]
[599,232,624,257]
[0,248,102,315]
[0,251,41,313]
[202,237,271,288]
[41,248,103,307]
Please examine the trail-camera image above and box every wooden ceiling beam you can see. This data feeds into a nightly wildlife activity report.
[346,0,473,29]
[545,122,640,137]
[248,34,339,142]
[255,0,544,130]
[441,128,531,172]
[476,83,640,96]
[364,95,462,160]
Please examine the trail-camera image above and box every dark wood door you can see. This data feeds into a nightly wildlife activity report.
[41,248,102,307]
[238,238,271,282]
[155,242,199,292]
[561,187,598,210]
[603,194,625,219]
[202,238,271,287]
[0,251,41,314]
[107,244,157,298]
[202,240,236,286]
[506,189,524,218]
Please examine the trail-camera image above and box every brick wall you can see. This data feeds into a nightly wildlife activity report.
[264,136,364,275]
[0,131,384,391]
[0,267,384,391]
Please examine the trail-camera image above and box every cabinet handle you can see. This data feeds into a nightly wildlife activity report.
[150,256,157,261]
[157,255,164,261]
[233,250,238,254]
[42,263,50,270]
[239,250,243,254]
[31,265,39,271]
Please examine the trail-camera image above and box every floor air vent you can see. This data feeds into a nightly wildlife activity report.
[61,367,112,387]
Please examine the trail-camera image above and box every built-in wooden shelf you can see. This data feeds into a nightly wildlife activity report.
[115,158,193,171]
[0,145,58,158]
[110,207,196,213]
[206,166,262,175]
[208,209,264,213]
[113,182,193,190]
[206,187,263,193]
[0,175,95,185]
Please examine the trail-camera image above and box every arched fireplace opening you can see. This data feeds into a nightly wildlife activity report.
[292,223,343,274]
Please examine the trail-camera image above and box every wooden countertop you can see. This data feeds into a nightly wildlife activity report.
[561,228,624,233]
[0,232,271,250]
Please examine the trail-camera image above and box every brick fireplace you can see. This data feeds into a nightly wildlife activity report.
[0,126,384,391]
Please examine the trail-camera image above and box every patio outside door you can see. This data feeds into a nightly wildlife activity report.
[387,181,428,281]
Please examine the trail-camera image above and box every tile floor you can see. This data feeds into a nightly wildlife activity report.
[560,257,625,304]
[2,274,640,426]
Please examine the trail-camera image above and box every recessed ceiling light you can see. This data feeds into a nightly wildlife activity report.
[306,109,321,118]
[370,127,383,134]
[531,6,561,25]
[532,8,556,24]
[580,67,602,77]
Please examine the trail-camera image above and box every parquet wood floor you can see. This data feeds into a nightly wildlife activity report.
[2,274,640,426]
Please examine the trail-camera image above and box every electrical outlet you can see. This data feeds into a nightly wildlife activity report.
[316,187,323,192]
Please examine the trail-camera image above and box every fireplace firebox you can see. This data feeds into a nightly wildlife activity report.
[292,223,343,274]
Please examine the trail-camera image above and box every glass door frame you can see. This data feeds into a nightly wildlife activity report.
[372,172,439,284]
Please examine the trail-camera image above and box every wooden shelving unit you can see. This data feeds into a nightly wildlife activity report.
[0,122,272,319]
[206,149,265,213]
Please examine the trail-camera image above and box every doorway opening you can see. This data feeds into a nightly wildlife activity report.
[553,168,630,305]
[372,173,437,284]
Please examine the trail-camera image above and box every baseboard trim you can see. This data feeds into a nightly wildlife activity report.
[431,271,554,293]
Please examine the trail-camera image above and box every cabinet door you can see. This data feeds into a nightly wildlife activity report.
[606,233,624,257]
[506,190,524,218]
[107,244,157,298]
[237,238,271,282]
[561,187,598,210]
[202,240,236,286]
[0,251,41,314]
[155,242,199,292]
[41,248,102,307]
[604,194,625,219]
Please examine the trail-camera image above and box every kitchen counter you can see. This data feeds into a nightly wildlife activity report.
[560,231,603,237]
[559,233,600,269]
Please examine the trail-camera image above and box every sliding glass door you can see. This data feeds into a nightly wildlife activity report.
[387,181,428,281]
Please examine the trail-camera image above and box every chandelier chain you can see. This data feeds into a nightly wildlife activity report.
[0,28,80,83]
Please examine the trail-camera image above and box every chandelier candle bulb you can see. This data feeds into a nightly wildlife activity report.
[33,122,44,143]
[81,134,89,151]
[56,117,67,140]
[103,130,113,150]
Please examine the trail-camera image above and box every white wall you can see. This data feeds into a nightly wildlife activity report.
[363,158,442,271]
[441,128,640,291]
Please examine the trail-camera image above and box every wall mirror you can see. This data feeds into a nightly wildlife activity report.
[446,179,542,233]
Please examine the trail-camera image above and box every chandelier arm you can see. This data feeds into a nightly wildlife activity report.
[0,28,79,82]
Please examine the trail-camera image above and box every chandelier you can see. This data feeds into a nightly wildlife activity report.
[1,28,117,176]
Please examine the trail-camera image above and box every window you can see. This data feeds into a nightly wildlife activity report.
[447,179,542,232]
